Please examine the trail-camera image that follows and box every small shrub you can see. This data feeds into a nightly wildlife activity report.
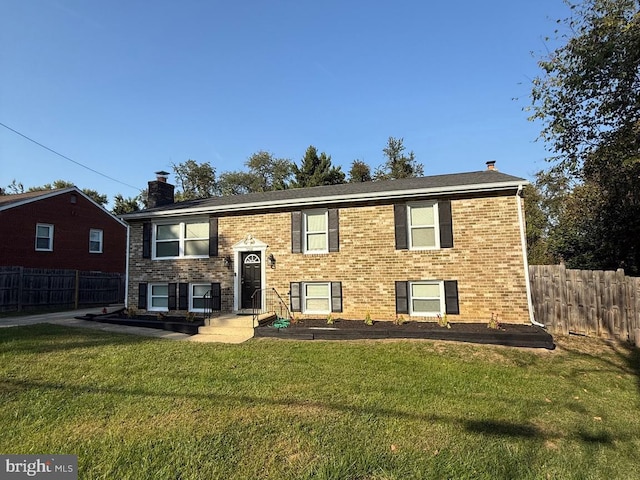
[488,312,501,330]
[364,311,373,326]
[156,312,167,321]
[326,314,334,325]
[394,315,405,326]
[437,313,451,329]
[185,312,197,323]
[125,307,138,319]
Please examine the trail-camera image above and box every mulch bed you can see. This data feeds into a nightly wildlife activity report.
[76,312,205,335]
[255,319,555,349]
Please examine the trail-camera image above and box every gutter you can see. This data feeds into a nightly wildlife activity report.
[516,184,544,328]
[121,180,525,220]
[124,224,130,309]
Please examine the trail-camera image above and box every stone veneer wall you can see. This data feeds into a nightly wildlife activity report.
[126,193,530,323]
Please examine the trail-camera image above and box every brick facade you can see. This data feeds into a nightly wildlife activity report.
[0,190,126,273]
[126,192,530,323]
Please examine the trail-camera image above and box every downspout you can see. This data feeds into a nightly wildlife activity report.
[124,224,130,309]
[516,184,545,327]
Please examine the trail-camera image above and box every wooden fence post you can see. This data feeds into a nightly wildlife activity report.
[18,266,24,312]
[74,270,79,310]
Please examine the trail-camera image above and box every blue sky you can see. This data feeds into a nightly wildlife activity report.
[1,0,570,207]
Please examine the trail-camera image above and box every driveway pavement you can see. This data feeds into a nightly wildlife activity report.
[0,307,191,340]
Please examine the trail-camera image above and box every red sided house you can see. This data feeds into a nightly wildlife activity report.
[0,188,127,273]
[120,163,538,326]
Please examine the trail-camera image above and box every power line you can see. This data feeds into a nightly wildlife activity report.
[0,121,142,192]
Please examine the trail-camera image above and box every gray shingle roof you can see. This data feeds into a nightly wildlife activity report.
[122,169,527,220]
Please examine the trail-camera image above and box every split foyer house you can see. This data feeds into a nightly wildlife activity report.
[0,187,127,273]
[121,163,536,325]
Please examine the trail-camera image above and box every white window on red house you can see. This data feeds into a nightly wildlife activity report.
[89,229,103,253]
[35,223,54,251]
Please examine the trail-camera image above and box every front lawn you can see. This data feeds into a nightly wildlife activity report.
[1,324,638,479]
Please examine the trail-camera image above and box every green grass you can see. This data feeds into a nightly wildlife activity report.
[1,325,639,479]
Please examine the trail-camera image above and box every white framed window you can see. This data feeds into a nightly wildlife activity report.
[303,282,331,314]
[153,220,209,259]
[190,284,210,313]
[304,210,328,253]
[408,202,439,249]
[148,284,169,311]
[409,281,444,316]
[35,223,54,251]
[89,229,103,253]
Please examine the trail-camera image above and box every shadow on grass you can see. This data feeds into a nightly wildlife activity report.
[0,324,150,355]
[555,338,640,395]
[464,419,541,438]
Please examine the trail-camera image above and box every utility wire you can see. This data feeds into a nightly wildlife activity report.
[0,121,142,192]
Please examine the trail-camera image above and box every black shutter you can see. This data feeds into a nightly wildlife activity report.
[290,282,301,312]
[395,281,409,314]
[137,283,148,309]
[439,200,454,248]
[178,283,189,310]
[328,209,339,252]
[444,280,459,315]
[394,204,408,250]
[142,223,152,258]
[168,283,177,310]
[211,283,221,311]
[291,211,302,253]
[331,282,342,312]
[209,217,218,257]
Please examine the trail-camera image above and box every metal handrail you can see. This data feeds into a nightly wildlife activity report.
[251,287,292,324]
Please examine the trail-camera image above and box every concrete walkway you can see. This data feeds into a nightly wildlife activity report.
[0,307,192,341]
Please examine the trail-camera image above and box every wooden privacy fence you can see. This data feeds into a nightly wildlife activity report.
[0,266,125,313]
[529,264,640,343]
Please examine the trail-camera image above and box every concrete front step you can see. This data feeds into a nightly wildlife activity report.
[189,331,254,344]
[205,314,255,329]
[192,313,256,343]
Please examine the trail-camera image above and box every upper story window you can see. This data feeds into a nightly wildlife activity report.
[394,200,453,251]
[408,203,438,249]
[304,210,328,253]
[89,229,103,253]
[153,221,209,259]
[35,224,54,251]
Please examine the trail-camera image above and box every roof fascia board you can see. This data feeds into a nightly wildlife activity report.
[73,189,129,228]
[0,187,128,228]
[0,187,77,212]
[121,180,526,220]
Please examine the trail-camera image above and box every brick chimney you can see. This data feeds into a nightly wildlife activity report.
[147,170,174,208]
[486,160,497,171]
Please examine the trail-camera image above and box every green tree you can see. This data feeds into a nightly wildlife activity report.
[27,180,108,207]
[112,194,142,215]
[348,160,372,183]
[172,159,218,201]
[218,151,294,195]
[3,179,24,194]
[375,137,424,180]
[292,146,346,188]
[529,0,640,272]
